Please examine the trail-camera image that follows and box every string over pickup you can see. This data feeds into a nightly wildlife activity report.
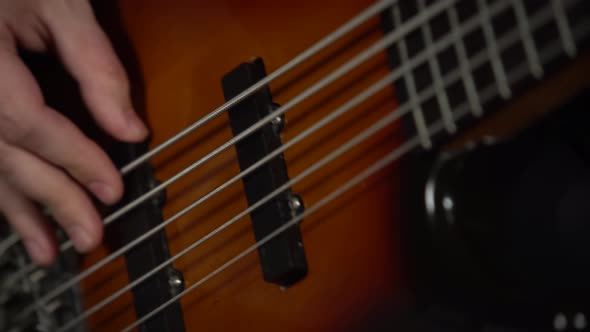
[222,58,308,288]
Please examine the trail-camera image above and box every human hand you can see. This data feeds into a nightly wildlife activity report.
[0,0,148,266]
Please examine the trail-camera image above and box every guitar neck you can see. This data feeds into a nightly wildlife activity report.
[382,0,590,149]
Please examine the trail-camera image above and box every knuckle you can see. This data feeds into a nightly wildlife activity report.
[0,110,38,145]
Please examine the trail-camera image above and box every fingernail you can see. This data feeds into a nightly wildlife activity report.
[68,224,94,252]
[125,109,148,140]
[89,181,116,203]
[24,240,50,265]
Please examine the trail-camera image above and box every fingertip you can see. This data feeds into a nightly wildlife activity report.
[66,220,103,253]
[86,98,149,143]
[43,6,149,145]
[88,181,121,205]
[122,108,149,142]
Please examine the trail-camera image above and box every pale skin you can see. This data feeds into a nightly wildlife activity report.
[0,0,148,266]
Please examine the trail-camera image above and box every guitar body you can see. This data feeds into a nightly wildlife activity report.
[7,0,590,331]
[81,1,407,331]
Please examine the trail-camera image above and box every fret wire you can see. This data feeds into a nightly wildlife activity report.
[417,0,457,134]
[447,5,483,117]
[552,0,577,57]
[512,0,544,78]
[392,5,432,149]
[477,0,511,99]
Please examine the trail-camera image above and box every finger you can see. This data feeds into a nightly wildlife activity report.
[42,0,148,142]
[0,1,49,53]
[0,44,123,205]
[0,141,103,253]
[0,180,56,266]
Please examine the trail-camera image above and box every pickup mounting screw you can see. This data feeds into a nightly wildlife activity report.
[270,103,285,134]
[167,268,185,296]
[288,194,304,216]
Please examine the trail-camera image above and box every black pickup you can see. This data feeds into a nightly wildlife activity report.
[222,58,308,288]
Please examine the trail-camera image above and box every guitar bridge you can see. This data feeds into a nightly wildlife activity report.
[0,229,85,332]
[222,57,308,288]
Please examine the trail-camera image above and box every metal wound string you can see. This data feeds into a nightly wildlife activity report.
[10,0,587,329]
[57,77,409,332]
[26,71,399,325]
[121,7,590,332]
[15,0,559,322]
[120,40,566,331]
[118,0,398,175]
[17,0,483,319]
[0,0,398,259]
[3,0,456,293]
[54,2,586,328]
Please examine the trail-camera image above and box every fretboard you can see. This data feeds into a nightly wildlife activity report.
[381,0,590,149]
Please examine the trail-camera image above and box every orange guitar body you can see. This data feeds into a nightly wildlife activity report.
[77,1,408,331]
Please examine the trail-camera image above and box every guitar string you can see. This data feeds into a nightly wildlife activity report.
[18,3,590,330]
[55,3,585,330]
[58,41,491,331]
[123,147,421,332]
[117,0,398,176]
[119,52,530,332]
[31,1,590,326]
[57,74,410,332]
[30,3,590,332]
[8,0,588,326]
[2,0,457,292]
[0,0,398,258]
[122,7,590,330]
[121,31,584,329]
[120,109,446,332]
[13,0,510,320]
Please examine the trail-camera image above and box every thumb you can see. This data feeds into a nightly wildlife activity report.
[42,1,148,142]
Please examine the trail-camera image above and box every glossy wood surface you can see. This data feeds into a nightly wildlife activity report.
[78,1,410,331]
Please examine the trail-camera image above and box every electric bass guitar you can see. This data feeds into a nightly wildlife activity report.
[1,0,589,331]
